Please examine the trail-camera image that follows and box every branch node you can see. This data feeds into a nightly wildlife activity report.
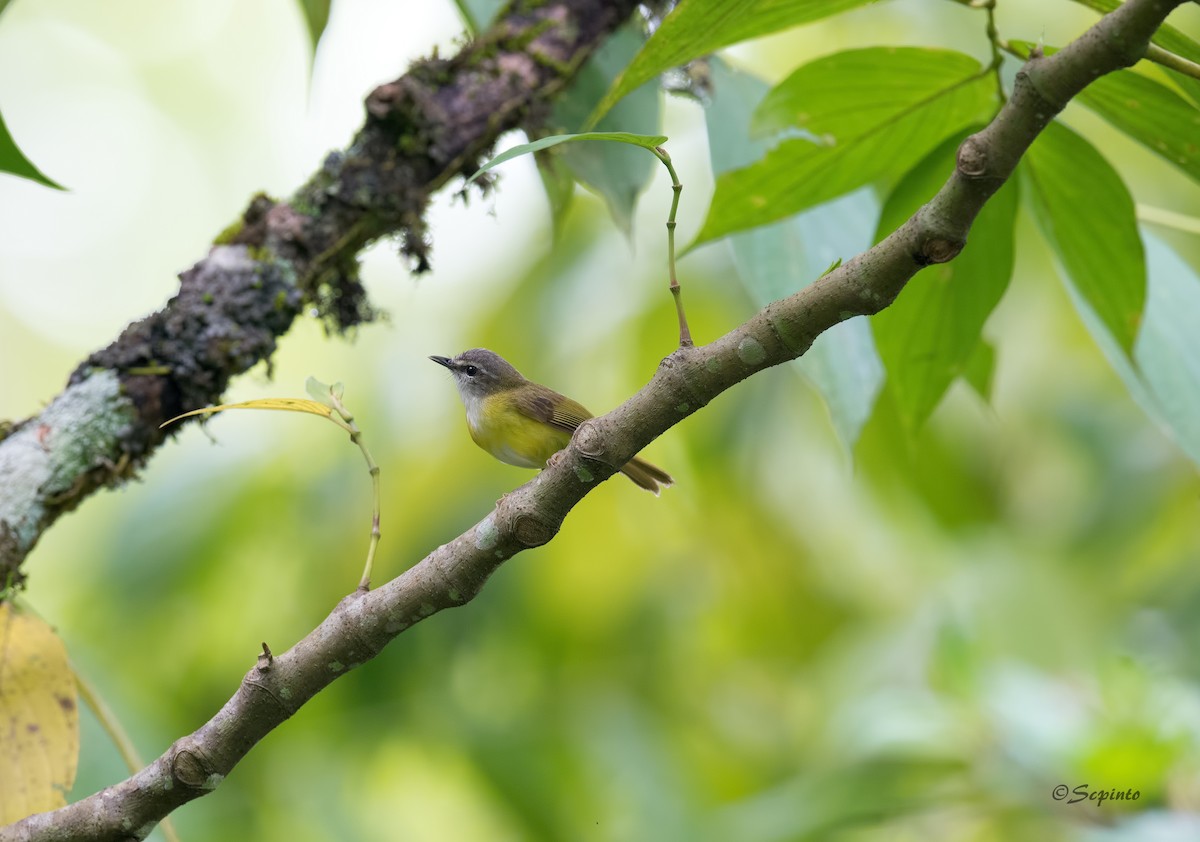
[169,745,216,790]
[917,238,964,265]
[956,134,989,178]
[513,513,556,548]
[573,419,606,460]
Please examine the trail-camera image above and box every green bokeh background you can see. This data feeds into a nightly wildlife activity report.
[2,1,1200,840]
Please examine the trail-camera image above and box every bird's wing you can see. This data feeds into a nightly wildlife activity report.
[514,389,593,434]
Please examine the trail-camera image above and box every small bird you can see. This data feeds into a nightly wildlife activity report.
[430,349,673,494]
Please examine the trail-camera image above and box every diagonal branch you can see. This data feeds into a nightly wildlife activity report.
[0,0,640,588]
[2,0,1186,838]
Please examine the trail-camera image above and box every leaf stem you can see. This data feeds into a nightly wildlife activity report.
[1137,203,1200,234]
[653,147,693,347]
[327,393,381,591]
[1145,43,1200,80]
[982,0,1007,104]
[949,0,1008,102]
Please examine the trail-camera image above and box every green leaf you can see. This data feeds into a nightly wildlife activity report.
[820,257,843,277]
[1080,70,1200,183]
[304,376,344,406]
[591,0,875,125]
[1010,42,1200,184]
[0,109,63,190]
[305,376,332,404]
[1023,121,1145,356]
[547,24,662,236]
[1066,0,1200,105]
[295,0,332,53]
[705,58,882,449]
[753,47,985,138]
[453,0,504,34]
[1135,238,1200,466]
[1066,235,1200,467]
[872,133,1018,431]
[962,339,996,402]
[465,132,666,186]
[534,148,576,239]
[693,51,993,247]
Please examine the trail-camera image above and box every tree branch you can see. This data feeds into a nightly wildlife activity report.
[2,0,1186,838]
[0,0,640,587]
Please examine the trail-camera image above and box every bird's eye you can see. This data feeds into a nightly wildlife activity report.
[463,365,478,377]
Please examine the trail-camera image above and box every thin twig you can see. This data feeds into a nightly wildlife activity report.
[328,392,381,591]
[948,0,1008,103]
[653,147,692,347]
[982,0,1008,103]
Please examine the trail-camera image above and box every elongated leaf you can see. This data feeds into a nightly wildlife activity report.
[1081,71,1200,183]
[453,0,503,34]
[466,132,666,186]
[872,134,1018,431]
[1066,0,1200,104]
[1023,121,1145,355]
[161,398,349,431]
[535,148,576,238]
[705,58,882,448]
[296,0,332,53]
[0,109,63,189]
[753,47,984,138]
[1010,42,1200,184]
[962,339,996,402]
[549,24,661,236]
[0,603,79,824]
[1065,235,1200,466]
[1135,238,1200,465]
[694,54,993,247]
[591,0,875,124]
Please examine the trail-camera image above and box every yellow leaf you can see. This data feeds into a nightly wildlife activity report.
[0,603,79,824]
[160,398,348,430]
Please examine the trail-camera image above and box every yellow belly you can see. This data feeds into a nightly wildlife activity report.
[466,397,571,469]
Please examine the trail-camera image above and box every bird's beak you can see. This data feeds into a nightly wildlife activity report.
[429,355,455,370]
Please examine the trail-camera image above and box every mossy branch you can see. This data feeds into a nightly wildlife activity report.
[0,0,642,587]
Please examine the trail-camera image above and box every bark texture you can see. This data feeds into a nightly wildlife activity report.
[0,0,640,586]
[1,0,1190,839]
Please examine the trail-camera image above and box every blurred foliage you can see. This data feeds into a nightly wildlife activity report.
[294,0,332,55]
[2,1,1200,841]
[0,108,62,189]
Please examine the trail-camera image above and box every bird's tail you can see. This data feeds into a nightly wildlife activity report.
[619,457,674,495]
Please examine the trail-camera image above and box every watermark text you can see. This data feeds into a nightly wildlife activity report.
[1052,784,1140,805]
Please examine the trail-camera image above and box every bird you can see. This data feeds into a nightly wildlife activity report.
[430,348,673,494]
